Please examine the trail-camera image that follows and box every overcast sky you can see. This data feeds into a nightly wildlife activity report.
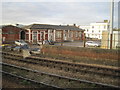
[1,0,119,28]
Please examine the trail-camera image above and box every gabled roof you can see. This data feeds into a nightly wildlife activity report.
[1,25,15,28]
[23,24,84,31]
[1,25,26,31]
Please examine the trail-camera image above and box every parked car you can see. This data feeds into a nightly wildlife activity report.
[15,40,27,46]
[13,46,21,52]
[13,45,30,52]
[85,41,101,47]
[37,41,45,45]
[44,40,54,45]
[38,40,54,45]
[30,48,40,54]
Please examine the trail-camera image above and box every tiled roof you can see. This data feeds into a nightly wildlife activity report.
[23,24,84,31]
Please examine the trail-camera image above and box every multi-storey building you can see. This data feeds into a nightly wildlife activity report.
[80,20,110,39]
[80,26,90,38]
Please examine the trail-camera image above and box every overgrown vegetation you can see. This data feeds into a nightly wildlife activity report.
[42,45,119,60]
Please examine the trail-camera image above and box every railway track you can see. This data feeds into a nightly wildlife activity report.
[2,70,65,89]
[2,51,120,79]
[2,62,119,88]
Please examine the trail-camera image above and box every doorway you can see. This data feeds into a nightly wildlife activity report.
[20,31,25,40]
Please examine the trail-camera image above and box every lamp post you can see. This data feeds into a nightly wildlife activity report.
[109,0,114,49]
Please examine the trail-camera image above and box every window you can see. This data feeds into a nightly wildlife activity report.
[40,32,44,40]
[75,32,78,37]
[92,30,94,33]
[104,25,106,29]
[79,32,82,37]
[69,31,73,37]
[92,26,94,28]
[64,30,68,37]
[33,32,37,40]
[56,31,61,38]
[88,34,89,37]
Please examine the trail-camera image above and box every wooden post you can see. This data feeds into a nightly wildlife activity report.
[110,34,113,49]
[83,33,86,47]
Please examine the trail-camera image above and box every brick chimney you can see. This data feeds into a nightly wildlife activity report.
[104,20,108,23]
[73,24,76,27]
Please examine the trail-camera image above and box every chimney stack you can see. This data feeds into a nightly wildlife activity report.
[73,24,76,27]
[16,24,19,26]
[104,20,108,23]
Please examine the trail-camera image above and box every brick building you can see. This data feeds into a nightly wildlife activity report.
[23,24,84,44]
[1,25,26,43]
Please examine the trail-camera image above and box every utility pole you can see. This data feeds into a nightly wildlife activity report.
[109,0,114,49]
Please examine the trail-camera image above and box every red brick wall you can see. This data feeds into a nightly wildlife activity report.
[42,45,119,60]
[45,34,48,40]
[2,25,23,42]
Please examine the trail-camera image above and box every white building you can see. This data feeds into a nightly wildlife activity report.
[80,20,110,39]
[80,26,90,38]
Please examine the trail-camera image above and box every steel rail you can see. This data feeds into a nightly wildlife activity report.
[2,70,66,89]
[1,51,119,72]
[1,62,119,88]
[3,54,120,78]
